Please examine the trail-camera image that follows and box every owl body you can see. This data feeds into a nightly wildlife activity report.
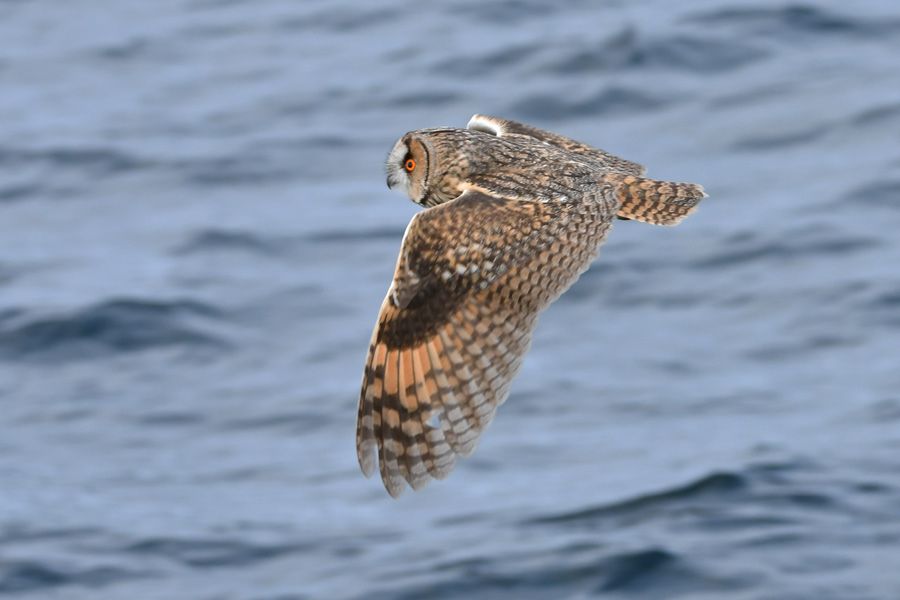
[387,125,636,208]
[358,115,706,497]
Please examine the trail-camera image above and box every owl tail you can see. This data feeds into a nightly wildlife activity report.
[604,174,706,226]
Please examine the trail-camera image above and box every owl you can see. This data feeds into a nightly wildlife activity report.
[357,115,705,497]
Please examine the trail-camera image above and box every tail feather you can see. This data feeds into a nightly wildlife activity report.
[605,174,706,226]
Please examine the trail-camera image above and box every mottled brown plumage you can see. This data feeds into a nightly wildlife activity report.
[357,115,706,497]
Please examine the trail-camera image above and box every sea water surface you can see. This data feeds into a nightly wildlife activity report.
[1,1,899,598]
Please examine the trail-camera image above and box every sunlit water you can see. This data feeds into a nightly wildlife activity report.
[1,1,899,598]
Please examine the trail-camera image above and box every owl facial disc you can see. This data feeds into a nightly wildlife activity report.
[386,134,430,205]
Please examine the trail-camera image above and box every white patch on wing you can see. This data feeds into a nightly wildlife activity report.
[390,283,400,308]
[466,114,502,136]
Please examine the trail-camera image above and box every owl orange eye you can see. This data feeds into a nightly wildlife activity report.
[405,158,416,171]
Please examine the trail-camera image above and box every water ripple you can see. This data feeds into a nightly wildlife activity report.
[691,231,878,270]
[845,180,900,210]
[545,28,766,75]
[0,299,226,360]
[125,537,308,568]
[0,146,147,175]
[0,561,141,594]
[513,87,670,121]
[525,472,745,526]
[690,4,900,40]
[174,229,282,256]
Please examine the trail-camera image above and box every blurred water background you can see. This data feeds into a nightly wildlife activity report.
[1,0,899,598]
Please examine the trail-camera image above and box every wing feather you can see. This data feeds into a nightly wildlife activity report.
[357,187,618,496]
[423,337,465,462]
[378,347,409,497]
[409,344,454,479]
[394,348,422,490]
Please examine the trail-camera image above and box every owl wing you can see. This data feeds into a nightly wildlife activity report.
[357,186,618,497]
[467,114,647,176]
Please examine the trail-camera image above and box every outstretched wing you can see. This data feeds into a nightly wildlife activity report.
[356,187,618,497]
[467,114,647,177]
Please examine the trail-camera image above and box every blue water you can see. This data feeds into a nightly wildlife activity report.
[1,1,899,598]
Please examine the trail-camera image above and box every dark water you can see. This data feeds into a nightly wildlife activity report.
[1,1,899,598]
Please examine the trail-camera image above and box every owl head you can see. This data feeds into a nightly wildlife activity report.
[386,126,480,208]
[385,132,435,206]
